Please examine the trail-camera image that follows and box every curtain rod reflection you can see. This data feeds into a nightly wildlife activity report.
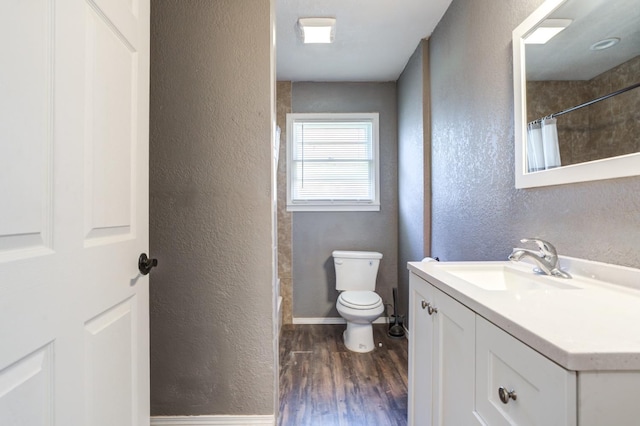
[528,81,640,125]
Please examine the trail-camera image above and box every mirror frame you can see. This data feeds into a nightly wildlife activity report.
[513,0,640,188]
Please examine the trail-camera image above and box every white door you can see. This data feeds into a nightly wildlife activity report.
[0,0,150,425]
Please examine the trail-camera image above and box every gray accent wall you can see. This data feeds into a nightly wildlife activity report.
[149,0,275,416]
[429,0,640,268]
[397,40,430,324]
[291,82,399,319]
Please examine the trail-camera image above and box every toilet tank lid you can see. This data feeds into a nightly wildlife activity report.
[332,250,383,259]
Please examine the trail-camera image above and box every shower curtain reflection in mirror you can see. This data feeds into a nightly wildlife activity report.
[527,118,561,172]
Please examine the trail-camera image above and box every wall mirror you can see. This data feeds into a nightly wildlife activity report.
[513,0,640,188]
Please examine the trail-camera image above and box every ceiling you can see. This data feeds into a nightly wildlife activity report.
[276,0,453,82]
[526,0,640,81]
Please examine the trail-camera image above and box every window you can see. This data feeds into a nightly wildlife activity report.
[286,113,380,212]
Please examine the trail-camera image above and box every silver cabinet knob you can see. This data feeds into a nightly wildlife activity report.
[421,300,438,314]
[498,387,517,404]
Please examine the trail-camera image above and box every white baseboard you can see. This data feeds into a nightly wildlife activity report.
[151,415,274,425]
[292,316,389,325]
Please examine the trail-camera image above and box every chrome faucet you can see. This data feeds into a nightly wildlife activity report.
[508,238,571,279]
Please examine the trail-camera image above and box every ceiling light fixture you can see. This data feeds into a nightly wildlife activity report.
[590,37,620,51]
[297,18,336,44]
[524,19,572,44]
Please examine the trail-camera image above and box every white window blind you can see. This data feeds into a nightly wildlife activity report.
[286,113,380,212]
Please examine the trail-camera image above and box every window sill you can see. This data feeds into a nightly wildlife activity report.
[286,203,380,212]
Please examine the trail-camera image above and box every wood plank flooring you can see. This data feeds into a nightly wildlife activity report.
[278,324,408,426]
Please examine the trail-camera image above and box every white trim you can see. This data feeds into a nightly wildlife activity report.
[293,316,389,325]
[150,415,274,425]
[287,203,380,212]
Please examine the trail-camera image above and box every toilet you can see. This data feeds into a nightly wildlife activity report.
[333,250,384,353]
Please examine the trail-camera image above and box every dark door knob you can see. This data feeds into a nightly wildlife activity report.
[138,253,158,275]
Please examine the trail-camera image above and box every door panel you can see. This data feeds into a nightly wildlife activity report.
[0,0,150,424]
[0,344,54,426]
[84,4,137,243]
[91,0,140,47]
[0,0,54,259]
[84,298,137,426]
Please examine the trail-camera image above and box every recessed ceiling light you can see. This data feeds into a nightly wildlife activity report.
[298,18,336,44]
[590,37,620,51]
[524,19,572,44]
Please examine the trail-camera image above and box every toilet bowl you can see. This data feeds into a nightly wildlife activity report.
[336,290,384,352]
[333,250,384,353]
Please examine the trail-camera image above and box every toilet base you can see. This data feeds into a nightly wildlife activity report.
[343,322,375,353]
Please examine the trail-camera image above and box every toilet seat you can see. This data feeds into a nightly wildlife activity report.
[338,291,382,310]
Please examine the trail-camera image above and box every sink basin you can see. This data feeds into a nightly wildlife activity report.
[440,263,579,291]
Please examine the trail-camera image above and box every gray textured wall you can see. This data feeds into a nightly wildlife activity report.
[291,82,399,318]
[430,0,640,267]
[149,0,275,416]
[397,40,429,323]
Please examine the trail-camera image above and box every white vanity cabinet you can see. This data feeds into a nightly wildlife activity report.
[409,272,576,426]
[408,273,476,426]
[408,259,640,426]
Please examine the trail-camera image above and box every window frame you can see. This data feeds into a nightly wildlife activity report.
[286,112,381,212]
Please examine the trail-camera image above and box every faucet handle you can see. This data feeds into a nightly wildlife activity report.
[520,238,558,257]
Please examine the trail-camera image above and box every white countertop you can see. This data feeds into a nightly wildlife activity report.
[408,257,640,371]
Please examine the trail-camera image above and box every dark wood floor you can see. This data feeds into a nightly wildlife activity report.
[278,324,408,426]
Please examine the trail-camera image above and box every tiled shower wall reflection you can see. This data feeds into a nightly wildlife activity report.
[527,55,640,166]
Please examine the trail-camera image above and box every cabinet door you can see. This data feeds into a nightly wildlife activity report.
[409,274,435,426]
[409,274,476,426]
[431,286,476,426]
[475,316,576,426]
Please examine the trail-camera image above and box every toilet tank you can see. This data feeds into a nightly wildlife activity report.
[333,250,383,291]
